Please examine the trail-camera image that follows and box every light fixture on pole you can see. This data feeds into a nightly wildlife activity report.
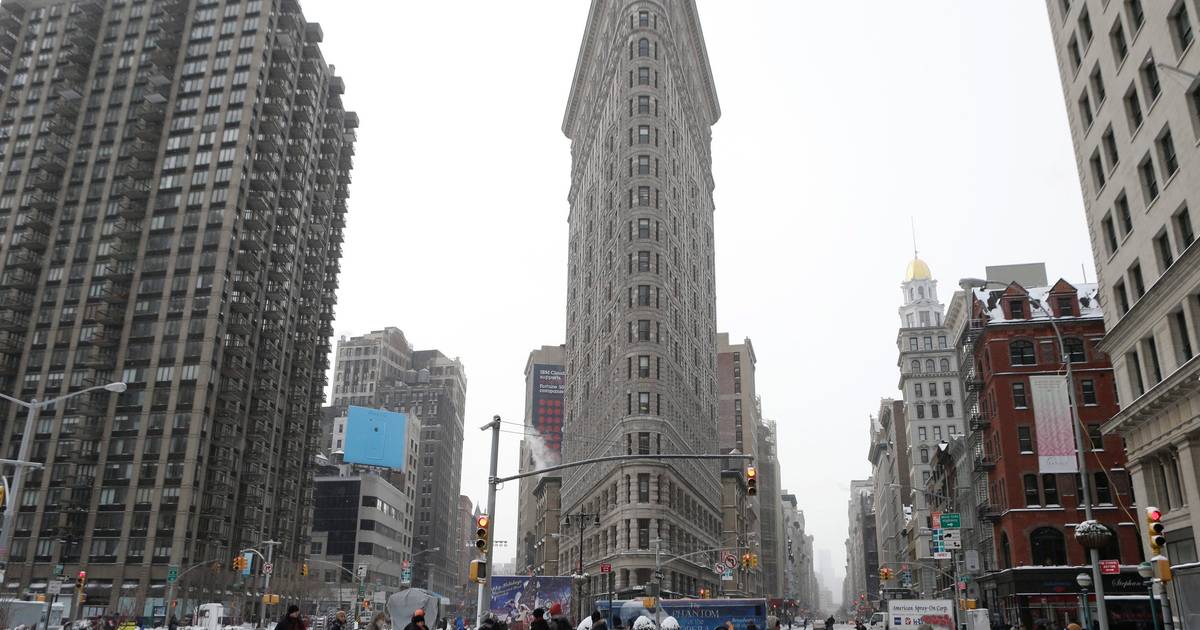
[1076,572,1093,630]
[1137,562,1162,630]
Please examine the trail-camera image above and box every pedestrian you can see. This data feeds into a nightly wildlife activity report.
[276,605,307,630]
[331,610,349,630]
[405,610,429,630]
[748,621,759,630]
[368,612,390,630]
[826,616,835,630]
[1066,624,1081,630]
[531,609,551,630]
[591,611,607,630]
[661,617,680,630]
[168,614,179,630]
[548,604,572,630]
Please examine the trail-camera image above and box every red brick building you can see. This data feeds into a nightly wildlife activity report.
[966,281,1146,628]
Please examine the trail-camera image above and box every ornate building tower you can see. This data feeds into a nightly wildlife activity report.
[560,0,723,602]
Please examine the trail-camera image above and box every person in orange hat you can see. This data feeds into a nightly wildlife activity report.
[405,609,429,630]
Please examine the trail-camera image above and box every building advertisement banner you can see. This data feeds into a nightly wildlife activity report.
[531,364,566,456]
[887,600,954,630]
[489,576,572,630]
[1029,375,1078,474]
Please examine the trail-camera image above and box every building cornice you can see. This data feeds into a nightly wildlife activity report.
[1102,352,1200,435]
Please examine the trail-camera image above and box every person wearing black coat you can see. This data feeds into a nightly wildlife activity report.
[276,605,306,630]
[531,608,551,630]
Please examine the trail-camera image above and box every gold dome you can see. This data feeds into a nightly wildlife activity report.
[905,257,932,282]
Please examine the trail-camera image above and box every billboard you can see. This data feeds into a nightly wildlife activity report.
[597,599,766,630]
[489,576,572,630]
[1029,375,1078,474]
[342,406,409,469]
[531,364,566,455]
[887,600,954,630]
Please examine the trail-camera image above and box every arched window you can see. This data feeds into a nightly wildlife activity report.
[911,360,921,373]
[925,359,936,372]
[940,358,950,372]
[918,286,925,298]
[638,38,650,57]
[1009,340,1036,366]
[1063,338,1086,363]
[1000,533,1012,569]
[1030,527,1067,566]
[909,288,915,301]
[1097,524,1120,560]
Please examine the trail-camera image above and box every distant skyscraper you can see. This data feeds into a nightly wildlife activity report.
[560,0,723,602]
[1045,0,1200,602]
[0,0,353,613]
[330,327,412,410]
[516,344,565,575]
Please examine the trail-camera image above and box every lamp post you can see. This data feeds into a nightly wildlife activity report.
[564,512,600,616]
[1137,562,1162,630]
[411,546,440,590]
[1076,572,1093,629]
[959,278,1110,630]
[0,381,127,571]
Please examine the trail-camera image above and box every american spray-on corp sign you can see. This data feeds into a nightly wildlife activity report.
[887,600,954,630]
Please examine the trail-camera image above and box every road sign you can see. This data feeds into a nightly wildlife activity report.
[1100,560,1120,575]
[53,564,64,577]
[401,568,412,584]
[357,564,368,580]
[721,568,734,581]
[965,550,980,572]
[654,570,664,582]
[724,554,737,568]
[167,565,179,583]
[933,551,952,560]
[47,581,62,595]
[713,564,725,575]
[940,513,961,529]
[942,529,962,549]
[263,562,273,576]
[600,563,612,574]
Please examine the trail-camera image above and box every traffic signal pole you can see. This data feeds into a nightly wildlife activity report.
[476,417,501,630]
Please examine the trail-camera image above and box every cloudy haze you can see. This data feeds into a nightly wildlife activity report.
[300,0,1092,588]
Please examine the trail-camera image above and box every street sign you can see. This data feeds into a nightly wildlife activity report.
[600,563,612,574]
[1100,560,1120,575]
[713,564,725,575]
[965,550,980,572]
[654,570,664,582]
[53,564,64,577]
[401,568,412,584]
[724,554,737,569]
[167,565,179,583]
[941,529,962,549]
[357,564,368,580]
[940,513,961,529]
[47,581,62,596]
[263,562,273,576]
[933,551,952,560]
[721,568,734,581]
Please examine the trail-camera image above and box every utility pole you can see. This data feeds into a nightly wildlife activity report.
[476,417,500,630]
[258,541,279,625]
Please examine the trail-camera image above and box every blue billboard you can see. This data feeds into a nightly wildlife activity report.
[598,599,767,630]
[342,406,409,469]
[489,576,572,630]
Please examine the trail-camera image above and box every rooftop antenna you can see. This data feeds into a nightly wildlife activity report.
[1081,263,1088,283]
[910,217,918,259]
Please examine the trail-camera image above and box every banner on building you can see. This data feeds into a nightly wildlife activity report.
[1029,375,1078,474]
[531,364,566,456]
[489,575,572,630]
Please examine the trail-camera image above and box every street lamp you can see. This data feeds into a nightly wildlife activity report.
[0,381,127,569]
[959,277,1111,630]
[564,512,600,614]
[1076,572,1092,630]
[1137,562,1162,630]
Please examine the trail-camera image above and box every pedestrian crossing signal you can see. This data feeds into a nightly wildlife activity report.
[469,559,488,584]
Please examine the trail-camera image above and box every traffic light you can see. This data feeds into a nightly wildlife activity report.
[879,567,893,581]
[75,571,86,590]
[475,514,491,552]
[745,467,757,496]
[469,559,488,584]
[301,563,309,577]
[751,554,759,569]
[232,556,246,571]
[0,483,7,512]
[698,588,708,599]
[1146,506,1167,555]
[362,599,372,610]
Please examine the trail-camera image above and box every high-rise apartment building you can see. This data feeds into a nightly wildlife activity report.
[516,344,565,575]
[330,327,412,409]
[560,0,723,603]
[0,0,353,614]
[1046,0,1200,605]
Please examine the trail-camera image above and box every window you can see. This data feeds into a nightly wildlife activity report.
[1102,214,1119,255]
[638,392,650,414]
[1082,378,1098,405]
[1090,150,1106,190]
[911,360,921,373]
[1068,34,1082,71]
[946,402,955,417]
[1125,84,1144,131]
[638,38,650,57]
[1018,425,1034,452]
[1127,0,1145,33]
[1139,154,1159,203]
[1057,296,1075,316]
[940,359,950,372]
[1175,206,1195,248]
[924,336,933,350]
[1173,310,1195,362]
[1159,128,1180,177]
[638,10,649,27]
[1014,382,1029,408]
[1030,528,1067,565]
[1010,340,1036,366]
[909,337,918,351]
[1170,2,1194,54]
[637,125,650,144]
[638,473,650,502]
[637,519,650,549]
[1079,92,1095,129]
[915,383,923,397]
[1091,66,1106,104]
[638,355,650,378]
[637,95,650,114]
[1088,424,1104,450]
[637,67,650,85]
[1117,192,1134,236]
[1079,8,1093,45]
[637,285,651,306]
[939,336,947,349]
[1130,261,1146,298]
[1095,472,1113,504]
[1157,230,1175,270]
[915,403,925,419]
[1114,279,1131,315]
[1043,474,1060,505]
[1142,57,1162,102]
[918,427,927,441]
[920,447,929,464]
[1010,300,1026,319]
[1024,474,1041,506]
[1110,20,1128,63]
[1102,126,1119,168]
[1063,338,1086,363]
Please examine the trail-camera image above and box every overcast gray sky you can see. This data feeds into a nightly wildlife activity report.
[301,1,1094,592]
